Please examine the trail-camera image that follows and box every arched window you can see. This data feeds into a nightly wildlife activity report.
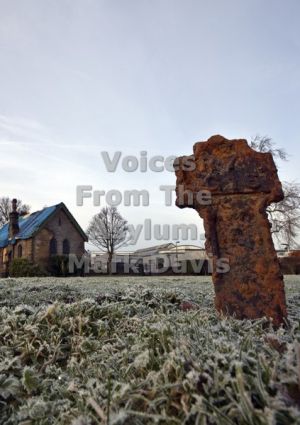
[49,238,57,255]
[63,239,70,255]
[17,245,23,258]
[156,257,164,269]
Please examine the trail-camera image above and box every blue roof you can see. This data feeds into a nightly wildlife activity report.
[0,204,59,248]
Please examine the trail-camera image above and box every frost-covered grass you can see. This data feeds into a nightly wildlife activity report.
[0,276,300,425]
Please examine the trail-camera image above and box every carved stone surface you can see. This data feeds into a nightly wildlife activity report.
[174,135,288,327]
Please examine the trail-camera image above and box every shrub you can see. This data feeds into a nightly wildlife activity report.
[279,256,300,274]
[9,259,47,277]
[48,255,85,277]
[48,255,69,277]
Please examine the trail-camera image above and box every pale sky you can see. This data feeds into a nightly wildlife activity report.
[0,0,299,250]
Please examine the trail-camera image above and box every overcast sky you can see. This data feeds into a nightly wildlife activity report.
[0,0,299,250]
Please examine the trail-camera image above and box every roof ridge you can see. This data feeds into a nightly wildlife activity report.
[0,204,59,247]
[0,202,87,248]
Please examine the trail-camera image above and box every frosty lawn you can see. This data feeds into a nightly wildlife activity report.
[0,276,299,424]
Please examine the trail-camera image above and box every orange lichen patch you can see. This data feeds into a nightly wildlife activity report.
[175,135,288,327]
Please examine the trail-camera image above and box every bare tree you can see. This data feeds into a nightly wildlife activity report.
[250,135,300,249]
[267,181,300,249]
[0,197,30,229]
[86,206,128,274]
[250,135,288,161]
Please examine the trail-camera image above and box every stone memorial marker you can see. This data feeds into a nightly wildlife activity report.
[174,135,288,327]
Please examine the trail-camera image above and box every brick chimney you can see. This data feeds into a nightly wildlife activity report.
[9,199,19,239]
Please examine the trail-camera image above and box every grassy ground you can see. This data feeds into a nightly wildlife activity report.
[0,276,299,425]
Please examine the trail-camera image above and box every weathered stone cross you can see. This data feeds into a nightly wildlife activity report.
[174,135,287,327]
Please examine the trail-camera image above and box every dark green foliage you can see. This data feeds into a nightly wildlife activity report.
[48,255,69,276]
[9,258,47,277]
[48,255,85,277]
